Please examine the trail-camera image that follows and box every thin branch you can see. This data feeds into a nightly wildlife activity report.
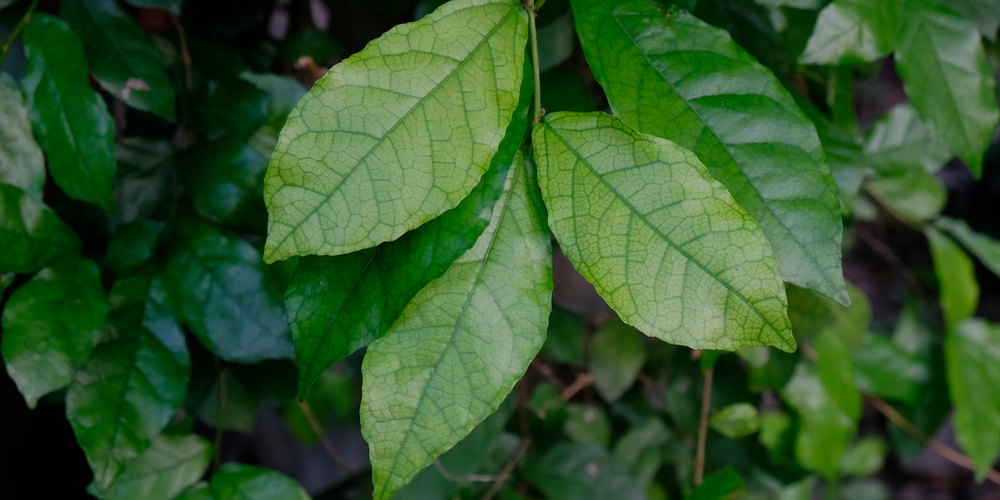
[298,400,359,480]
[433,461,495,483]
[0,0,40,68]
[694,365,714,486]
[480,438,532,500]
[525,0,543,124]
[561,372,595,401]
[169,14,193,91]
[295,55,327,88]
[531,360,566,391]
[855,224,922,293]
[213,366,227,468]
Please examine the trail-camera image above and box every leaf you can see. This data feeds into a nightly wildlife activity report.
[837,437,887,477]
[709,402,761,439]
[867,172,946,222]
[61,0,176,121]
[612,417,670,487]
[88,434,211,500]
[798,0,902,65]
[165,221,293,364]
[103,220,165,276]
[287,62,533,399]
[1,258,107,408]
[564,404,613,448]
[838,480,890,500]
[541,306,586,366]
[67,272,191,490]
[177,139,269,232]
[936,216,1000,279]
[23,13,116,211]
[688,467,745,500]
[111,137,175,228]
[0,183,80,273]
[122,0,182,15]
[521,443,644,500]
[815,329,862,421]
[533,111,794,352]
[944,318,1000,482]
[852,333,929,404]
[863,103,951,176]
[926,227,979,330]
[571,0,848,305]
[263,0,530,262]
[940,0,1000,40]
[276,28,343,64]
[536,9,576,71]
[0,73,44,199]
[895,0,999,177]
[240,71,307,154]
[590,317,647,402]
[174,463,310,500]
[360,152,552,500]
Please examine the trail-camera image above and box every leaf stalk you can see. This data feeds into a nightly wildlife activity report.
[526,0,542,124]
[0,0,41,68]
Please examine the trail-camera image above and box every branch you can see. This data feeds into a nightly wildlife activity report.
[169,14,193,91]
[525,0,543,124]
[433,461,495,483]
[694,364,714,486]
[561,372,595,401]
[480,438,532,500]
[298,400,359,480]
[0,0,40,68]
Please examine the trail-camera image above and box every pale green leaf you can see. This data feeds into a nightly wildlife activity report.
[895,0,999,177]
[688,467,745,500]
[0,183,80,273]
[263,0,529,262]
[815,329,862,421]
[590,316,647,402]
[926,227,979,330]
[533,111,794,352]
[867,172,946,222]
[361,152,551,500]
[936,216,1000,279]
[571,0,849,306]
[863,103,952,176]
[1,259,107,408]
[89,434,211,500]
[852,333,929,404]
[838,437,887,477]
[174,464,310,500]
[0,73,44,199]
[799,0,902,65]
[945,318,1000,483]
[564,404,612,448]
[709,402,761,439]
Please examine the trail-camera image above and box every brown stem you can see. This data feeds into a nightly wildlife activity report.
[298,400,358,481]
[531,360,566,391]
[561,372,595,401]
[480,438,532,500]
[0,0,40,68]
[855,224,922,293]
[694,366,714,486]
[169,14,193,91]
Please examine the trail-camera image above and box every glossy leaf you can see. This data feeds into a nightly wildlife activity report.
[688,467,745,500]
[590,317,647,402]
[23,13,116,211]
[263,0,529,262]
[709,402,761,439]
[945,318,1000,482]
[867,172,946,223]
[61,0,176,121]
[852,333,929,404]
[863,103,951,176]
[533,111,794,352]
[174,463,310,500]
[838,437,887,477]
[521,443,644,500]
[942,0,1000,40]
[361,152,551,500]
[0,183,80,273]
[895,0,999,177]
[89,434,211,500]
[936,216,1000,279]
[67,273,191,490]
[571,0,848,305]
[799,0,902,65]
[165,222,293,363]
[926,227,979,330]
[1,259,107,408]
[0,73,44,199]
[103,220,165,276]
[287,63,532,399]
[178,139,269,231]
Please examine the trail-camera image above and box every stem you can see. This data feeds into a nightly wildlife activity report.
[526,0,542,124]
[694,365,714,486]
[170,14,193,91]
[480,438,532,500]
[213,366,227,468]
[298,400,359,482]
[0,0,40,68]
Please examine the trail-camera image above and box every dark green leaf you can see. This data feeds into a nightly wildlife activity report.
[687,467,745,500]
[944,318,1000,482]
[174,463,310,500]
[0,73,44,199]
[612,418,670,487]
[178,139,268,231]
[564,404,612,448]
[23,13,116,211]
[521,443,644,500]
[936,216,1000,279]
[926,227,979,330]
[799,0,902,65]
[165,221,293,363]
[88,434,211,500]
[863,103,951,176]
[539,67,594,114]
[541,306,586,366]
[61,0,176,121]
[867,172,946,222]
[67,272,191,490]
[572,0,848,305]
[837,437,887,477]
[536,9,576,71]
[852,333,929,404]
[1,258,107,408]
[240,72,306,155]
[0,183,80,273]
[277,28,343,64]
[111,137,175,228]
[591,317,647,402]
[187,75,268,142]
[895,0,999,177]
[103,220,165,276]
[709,403,761,439]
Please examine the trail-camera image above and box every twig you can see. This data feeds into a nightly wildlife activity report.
[433,461,495,483]
[213,366,227,468]
[867,396,1000,486]
[295,55,327,87]
[298,400,358,480]
[169,14,193,91]
[480,438,532,500]
[694,366,714,486]
[561,372,595,401]
[525,0,542,124]
[0,0,40,68]
[531,360,566,391]
[855,224,922,293]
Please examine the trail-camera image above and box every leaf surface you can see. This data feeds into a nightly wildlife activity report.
[590,317,647,402]
[521,443,644,500]
[799,0,902,65]
[945,318,1000,482]
[709,402,761,439]
[533,111,794,352]
[942,0,1000,40]
[688,467,745,500]
[867,172,946,222]
[178,139,269,232]
[0,73,44,199]
[0,183,80,273]
[89,434,211,500]
[926,227,979,329]
[936,216,1000,279]
[263,0,529,262]
[571,0,848,305]
[361,152,552,500]
[174,464,310,500]
[863,103,951,176]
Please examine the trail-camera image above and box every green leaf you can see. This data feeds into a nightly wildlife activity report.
[178,139,269,232]
[895,0,999,177]
[122,0,182,15]
[590,317,647,402]
[851,333,929,404]
[541,306,586,366]
[103,220,165,277]
[815,329,862,421]
[709,402,761,439]
[936,216,1000,279]
[837,480,890,500]
[360,152,551,500]
[0,73,44,199]
[263,0,529,262]
[612,417,670,487]
[926,227,979,330]
[944,318,1000,482]
[0,183,80,273]
[688,467,745,500]
[863,103,951,176]
[88,434,211,500]
[287,61,533,399]
[111,137,175,228]
[61,0,176,121]
[521,443,644,500]
[564,404,613,448]
[174,463,310,500]
[240,72,307,154]
[1,258,107,408]
[837,437,887,477]
[165,221,293,363]
[799,0,902,65]
[571,0,848,306]
[533,111,794,352]
[536,9,576,71]
[867,172,946,222]
[23,13,116,211]
[940,0,1000,40]
[67,272,191,490]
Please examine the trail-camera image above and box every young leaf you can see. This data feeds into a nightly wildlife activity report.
[67,273,191,490]
[799,0,902,65]
[287,62,533,400]
[944,318,1000,483]
[571,0,849,306]
[533,111,795,352]
[173,463,310,500]
[688,467,745,500]
[1,259,107,408]
[863,103,952,176]
[926,227,979,330]
[23,13,116,212]
[165,221,293,363]
[895,0,999,177]
[263,0,529,262]
[361,152,552,500]
[590,317,647,402]
[521,443,644,500]
[89,434,211,500]
[709,402,761,439]
[936,216,1000,279]
[0,183,80,273]
[0,73,45,199]
[61,0,176,121]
